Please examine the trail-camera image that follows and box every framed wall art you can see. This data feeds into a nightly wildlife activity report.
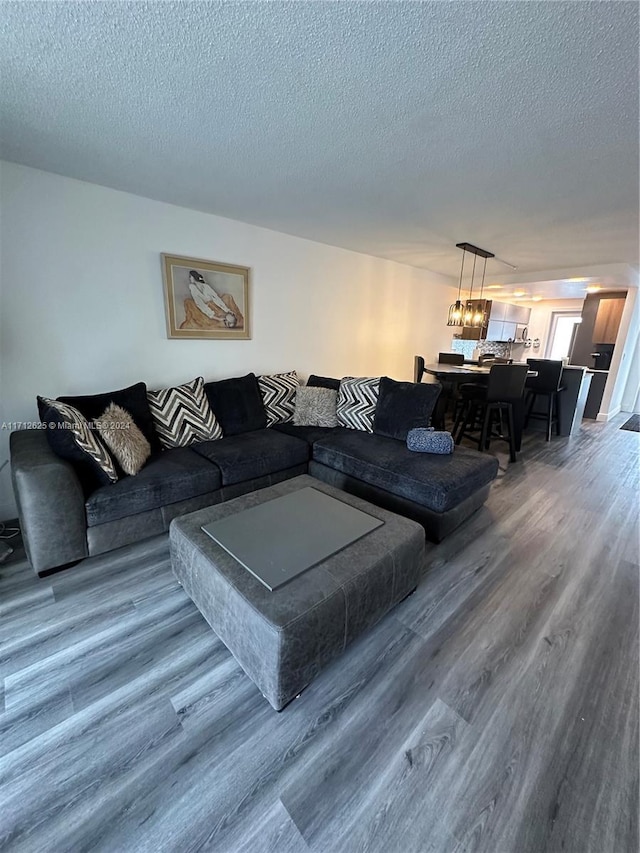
[161,253,251,340]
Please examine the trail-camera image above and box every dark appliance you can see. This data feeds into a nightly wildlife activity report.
[590,343,614,371]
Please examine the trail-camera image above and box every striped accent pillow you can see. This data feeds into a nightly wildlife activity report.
[147,377,223,449]
[336,377,381,432]
[40,397,118,482]
[258,371,299,427]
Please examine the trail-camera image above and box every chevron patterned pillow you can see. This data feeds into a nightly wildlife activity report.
[258,371,299,427]
[39,397,118,483]
[337,377,381,432]
[147,377,223,449]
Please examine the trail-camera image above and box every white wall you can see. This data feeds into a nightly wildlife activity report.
[599,287,639,419]
[0,162,457,519]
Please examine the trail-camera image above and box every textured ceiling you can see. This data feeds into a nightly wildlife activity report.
[1,1,638,277]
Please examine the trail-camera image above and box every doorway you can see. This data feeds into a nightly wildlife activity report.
[546,312,583,360]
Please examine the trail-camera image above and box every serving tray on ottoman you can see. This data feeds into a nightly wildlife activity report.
[170,474,425,710]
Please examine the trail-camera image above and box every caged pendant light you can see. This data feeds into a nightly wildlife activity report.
[447,246,467,326]
[447,242,495,328]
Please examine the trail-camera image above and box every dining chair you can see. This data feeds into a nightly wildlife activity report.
[453,364,529,462]
[524,359,565,441]
[435,353,463,424]
[414,355,425,383]
[438,352,464,365]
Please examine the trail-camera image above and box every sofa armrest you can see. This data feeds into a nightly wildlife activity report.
[10,430,88,574]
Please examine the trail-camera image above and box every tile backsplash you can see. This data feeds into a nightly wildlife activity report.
[451,339,526,360]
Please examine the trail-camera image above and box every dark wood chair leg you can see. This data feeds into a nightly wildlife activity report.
[479,405,491,452]
[546,393,553,442]
[525,391,536,427]
[507,404,517,462]
[432,396,446,431]
[453,401,468,444]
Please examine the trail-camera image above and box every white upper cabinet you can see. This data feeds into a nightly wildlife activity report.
[486,302,530,339]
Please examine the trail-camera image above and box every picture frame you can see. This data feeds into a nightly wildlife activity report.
[161,253,251,340]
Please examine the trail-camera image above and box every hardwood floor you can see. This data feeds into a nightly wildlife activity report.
[0,416,638,852]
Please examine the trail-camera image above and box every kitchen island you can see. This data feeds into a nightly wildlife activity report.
[527,365,592,436]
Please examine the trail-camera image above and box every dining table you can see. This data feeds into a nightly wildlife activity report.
[421,362,537,451]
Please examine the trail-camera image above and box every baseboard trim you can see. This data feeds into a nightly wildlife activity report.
[596,405,622,422]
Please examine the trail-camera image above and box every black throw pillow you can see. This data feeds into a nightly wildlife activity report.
[204,373,267,436]
[373,377,442,441]
[307,374,341,391]
[37,396,118,494]
[59,382,161,454]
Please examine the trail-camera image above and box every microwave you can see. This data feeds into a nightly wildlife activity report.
[515,324,529,342]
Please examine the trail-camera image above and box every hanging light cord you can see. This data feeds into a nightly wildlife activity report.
[457,249,466,300]
[469,253,477,302]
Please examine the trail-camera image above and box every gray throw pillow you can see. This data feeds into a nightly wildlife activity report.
[294,387,338,427]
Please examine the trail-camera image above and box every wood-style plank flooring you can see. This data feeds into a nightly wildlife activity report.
[0,415,638,852]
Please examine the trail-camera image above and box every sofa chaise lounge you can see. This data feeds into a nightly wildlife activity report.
[10,372,499,576]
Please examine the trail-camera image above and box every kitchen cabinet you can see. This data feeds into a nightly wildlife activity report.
[593,297,625,344]
[504,303,531,324]
[486,319,504,341]
[490,301,507,322]
[485,320,517,342]
[462,300,531,341]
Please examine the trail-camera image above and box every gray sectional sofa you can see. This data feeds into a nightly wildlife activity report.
[10,372,499,576]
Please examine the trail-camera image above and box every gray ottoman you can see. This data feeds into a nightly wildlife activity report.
[170,475,425,710]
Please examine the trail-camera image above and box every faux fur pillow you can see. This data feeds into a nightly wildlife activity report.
[96,403,151,476]
[293,387,338,427]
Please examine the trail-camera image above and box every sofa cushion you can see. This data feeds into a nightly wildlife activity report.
[307,374,341,391]
[374,377,441,440]
[272,423,348,445]
[204,373,267,436]
[59,382,161,454]
[85,447,222,526]
[337,377,380,433]
[191,429,309,486]
[312,431,499,514]
[37,397,118,489]
[147,377,223,449]
[258,371,299,427]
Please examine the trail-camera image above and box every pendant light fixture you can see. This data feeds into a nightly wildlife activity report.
[470,255,489,327]
[463,252,477,325]
[447,242,495,327]
[446,247,467,326]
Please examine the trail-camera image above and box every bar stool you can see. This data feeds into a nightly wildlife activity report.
[453,364,529,462]
[524,359,565,441]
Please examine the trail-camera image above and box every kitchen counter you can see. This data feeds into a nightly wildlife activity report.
[527,366,592,437]
[583,370,609,419]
